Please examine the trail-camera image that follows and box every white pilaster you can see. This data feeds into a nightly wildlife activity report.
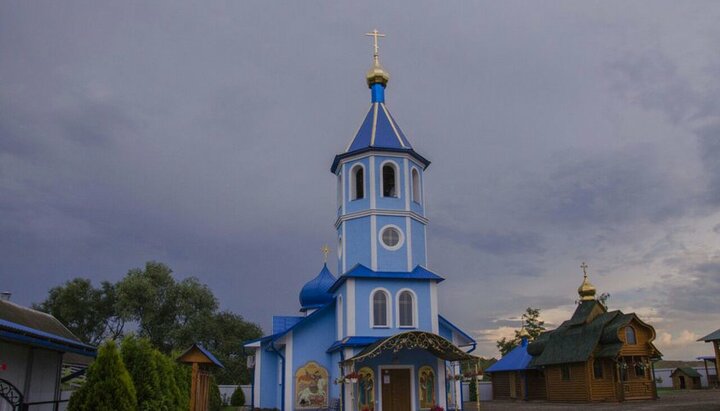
[406,216,413,271]
[284,332,293,411]
[347,279,356,336]
[438,358,447,410]
[403,158,410,211]
[370,215,377,270]
[430,282,439,333]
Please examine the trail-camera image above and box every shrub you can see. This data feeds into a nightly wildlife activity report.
[68,340,137,411]
[121,335,162,410]
[230,386,246,406]
[209,376,222,411]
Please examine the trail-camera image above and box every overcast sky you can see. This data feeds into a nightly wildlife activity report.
[2,1,719,359]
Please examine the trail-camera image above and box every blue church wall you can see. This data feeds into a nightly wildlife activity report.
[353,279,434,336]
[375,215,409,271]
[373,156,407,211]
[410,219,426,268]
[258,343,280,409]
[344,157,370,215]
[342,218,372,273]
[289,303,341,410]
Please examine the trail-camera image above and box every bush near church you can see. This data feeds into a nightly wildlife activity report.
[68,340,137,411]
[230,386,245,406]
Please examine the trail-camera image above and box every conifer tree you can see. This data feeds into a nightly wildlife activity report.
[121,335,163,410]
[154,350,185,410]
[68,340,136,411]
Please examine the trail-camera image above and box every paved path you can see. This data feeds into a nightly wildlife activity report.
[462,389,720,410]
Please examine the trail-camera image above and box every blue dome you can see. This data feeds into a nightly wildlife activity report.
[299,264,337,312]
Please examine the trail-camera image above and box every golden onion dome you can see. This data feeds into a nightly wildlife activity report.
[578,262,597,301]
[366,61,390,87]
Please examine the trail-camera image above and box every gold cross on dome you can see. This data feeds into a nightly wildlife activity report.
[580,262,589,277]
[321,244,331,263]
[365,29,386,62]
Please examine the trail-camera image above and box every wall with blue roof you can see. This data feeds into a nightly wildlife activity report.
[289,304,341,410]
[343,157,370,215]
[342,217,372,274]
[411,218,426,268]
[375,214,410,271]
[354,278,433,337]
[258,342,280,409]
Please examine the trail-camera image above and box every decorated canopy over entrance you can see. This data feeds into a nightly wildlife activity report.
[342,331,477,365]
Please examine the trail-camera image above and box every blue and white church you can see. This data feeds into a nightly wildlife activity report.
[245,32,477,411]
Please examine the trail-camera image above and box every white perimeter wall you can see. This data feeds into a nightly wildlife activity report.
[654,367,716,388]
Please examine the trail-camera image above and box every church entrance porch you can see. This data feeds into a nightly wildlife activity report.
[341,331,477,411]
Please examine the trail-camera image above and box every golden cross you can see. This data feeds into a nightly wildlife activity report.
[321,244,331,263]
[365,29,386,63]
[580,262,589,277]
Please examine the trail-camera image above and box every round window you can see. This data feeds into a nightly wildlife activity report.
[379,225,404,250]
[338,236,343,258]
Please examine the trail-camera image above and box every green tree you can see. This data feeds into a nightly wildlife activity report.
[154,350,185,410]
[68,340,136,411]
[496,307,546,356]
[34,279,124,345]
[121,335,163,410]
[175,310,262,384]
[208,376,222,411]
[116,261,218,352]
[230,386,245,406]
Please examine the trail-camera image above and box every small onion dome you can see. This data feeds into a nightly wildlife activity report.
[299,264,337,312]
[366,60,390,88]
[578,273,597,301]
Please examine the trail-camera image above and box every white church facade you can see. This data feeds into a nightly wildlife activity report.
[244,32,477,411]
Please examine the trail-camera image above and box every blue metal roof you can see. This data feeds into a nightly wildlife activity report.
[273,316,305,334]
[328,264,444,293]
[438,315,476,347]
[0,318,96,356]
[485,341,534,373]
[299,264,337,312]
[195,344,225,368]
[330,96,430,174]
[244,302,335,348]
[326,336,383,353]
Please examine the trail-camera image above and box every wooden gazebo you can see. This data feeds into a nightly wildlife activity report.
[177,344,224,411]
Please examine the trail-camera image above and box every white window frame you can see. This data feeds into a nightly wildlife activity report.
[395,288,418,329]
[350,163,366,201]
[369,288,392,328]
[379,224,405,251]
[380,160,400,198]
[411,167,422,204]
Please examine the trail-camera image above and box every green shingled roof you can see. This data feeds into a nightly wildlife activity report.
[527,300,660,367]
[673,367,702,378]
[698,329,720,342]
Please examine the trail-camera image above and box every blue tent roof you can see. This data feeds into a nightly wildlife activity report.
[273,316,305,334]
[330,92,430,173]
[485,341,533,373]
[328,264,444,293]
[299,264,337,312]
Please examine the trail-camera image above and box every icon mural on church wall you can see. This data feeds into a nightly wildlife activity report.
[357,367,375,411]
[295,361,329,409]
[418,366,436,409]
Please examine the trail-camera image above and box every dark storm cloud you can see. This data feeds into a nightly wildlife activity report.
[434,225,545,256]
[2,1,719,358]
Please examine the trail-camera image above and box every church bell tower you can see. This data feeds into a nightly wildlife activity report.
[331,30,431,275]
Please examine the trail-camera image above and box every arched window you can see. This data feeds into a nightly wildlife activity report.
[371,290,390,327]
[351,165,364,200]
[382,163,398,198]
[593,359,603,379]
[625,327,637,345]
[412,168,421,203]
[398,290,415,327]
[337,174,342,209]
